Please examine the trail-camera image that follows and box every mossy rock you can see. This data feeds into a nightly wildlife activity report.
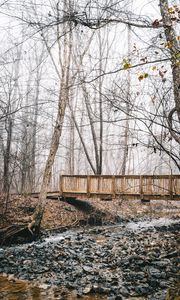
[166,282,180,300]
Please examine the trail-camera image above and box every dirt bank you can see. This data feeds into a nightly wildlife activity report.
[0,195,180,231]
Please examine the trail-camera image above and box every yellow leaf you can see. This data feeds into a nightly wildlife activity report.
[152,66,157,71]
[168,7,174,13]
[177,36,180,41]
[123,62,132,70]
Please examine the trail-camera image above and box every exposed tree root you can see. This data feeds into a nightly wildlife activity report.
[0,205,44,246]
[0,223,34,246]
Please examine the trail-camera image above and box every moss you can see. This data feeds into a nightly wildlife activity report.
[166,282,180,300]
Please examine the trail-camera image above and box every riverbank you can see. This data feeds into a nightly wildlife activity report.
[1,195,180,231]
[0,217,179,300]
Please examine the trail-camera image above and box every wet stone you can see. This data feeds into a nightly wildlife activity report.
[152,259,170,268]
[148,267,162,278]
[119,286,129,297]
[83,284,92,294]
[134,283,151,296]
[159,281,168,288]
[0,249,5,259]
[83,266,93,273]
[0,217,179,299]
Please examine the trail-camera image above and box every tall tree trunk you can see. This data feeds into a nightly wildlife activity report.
[121,24,131,175]
[20,71,31,194]
[3,117,12,211]
[69,111,75,175]
[159,0,180,143]
[29,4,72,232]
[29,46,44,192]
[83,87,100,173]
[70,107,96,174]
[98,31,103,175]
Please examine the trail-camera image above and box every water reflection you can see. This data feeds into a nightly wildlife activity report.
[0,276,107,300]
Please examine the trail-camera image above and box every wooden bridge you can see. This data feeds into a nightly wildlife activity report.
[59,175,180,200]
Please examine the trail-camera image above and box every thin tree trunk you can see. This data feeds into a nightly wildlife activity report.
[29,46,44,192]
[70,107,96,174]
[29,2,72,232]
[98,31,103,175]
[121,24,131,175]
[3,117,12,212]
[83,87,100,173]
[159,0,180,143]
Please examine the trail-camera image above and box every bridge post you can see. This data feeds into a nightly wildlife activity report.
[112,175,116,198]
[140,175,144,200]
[87,176,91,197]
[59,175,63,197]
[169,175,173,200]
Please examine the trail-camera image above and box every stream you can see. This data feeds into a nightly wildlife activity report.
[0,217,179,300]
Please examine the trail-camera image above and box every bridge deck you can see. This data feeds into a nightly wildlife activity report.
[59,175,180,200]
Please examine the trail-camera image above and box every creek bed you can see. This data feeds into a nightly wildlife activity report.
[0,217,179,300]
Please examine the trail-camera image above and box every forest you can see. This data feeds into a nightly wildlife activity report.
[0,0,180,299]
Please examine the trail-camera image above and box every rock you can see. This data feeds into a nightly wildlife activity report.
[135,272,146,280]
[107,296,116,300]
[152,259,170,268]
[35,244,44,250]
[149,279,159,288]
[19,274,30,280]
[134,284,150,296]
[119,286,129,297]
[23,260,32,265]
[98,286,111,294]
[76,288,83,297]
[39,283,49,289]
[0,249,5,259]
[8,274,15,281]
[83,285,92,294]
[159,281,168,288]
[92,283,99,292]
[148,267,162,278]
[166,250,179,258]
[83,266,93,273]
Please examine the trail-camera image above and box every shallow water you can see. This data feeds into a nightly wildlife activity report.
[126,217,180,231]
[0,276,107,300]
[0,217,178,252]
[0,217,178,299]
[43,217,179,245]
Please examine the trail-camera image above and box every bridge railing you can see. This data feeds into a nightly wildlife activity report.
[59,175,180,200]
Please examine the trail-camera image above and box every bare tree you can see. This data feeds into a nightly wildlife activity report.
[28,0,73,232]
[0,33,23,211]
[159,0,180,144]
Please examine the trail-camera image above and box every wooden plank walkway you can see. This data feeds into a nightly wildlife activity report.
[59,175,180,200]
